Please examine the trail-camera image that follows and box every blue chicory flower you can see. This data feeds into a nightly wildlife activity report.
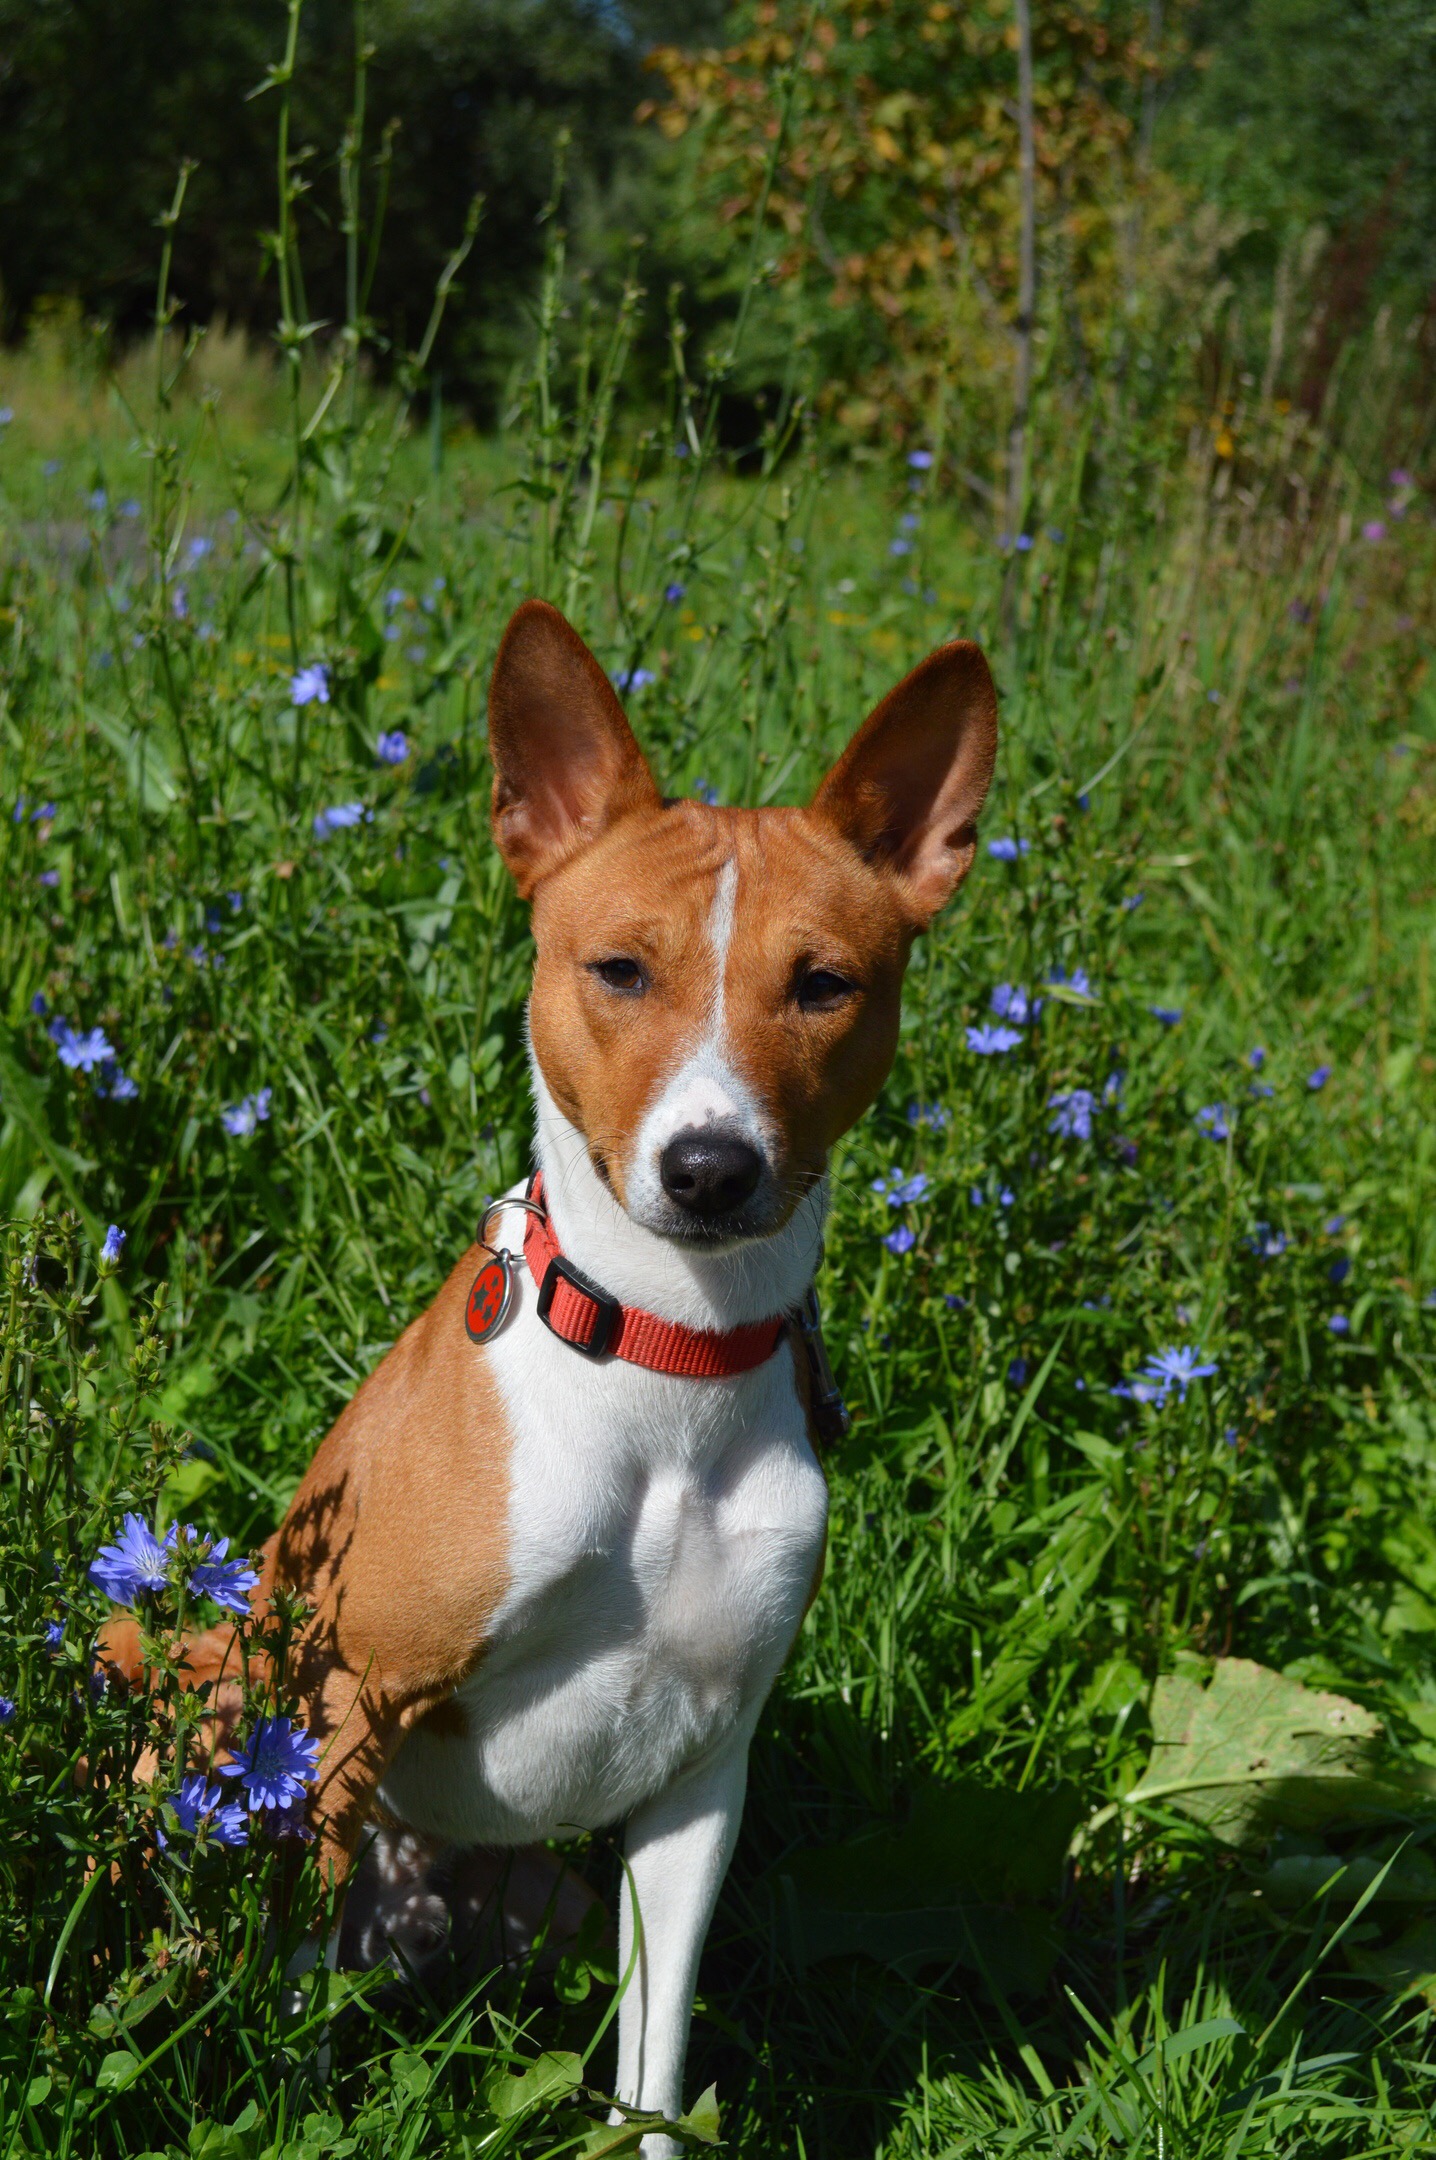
[1247,1223,1287,1259]
[907,450,933,470]
[986,837,1030,861]
[100,1225,125,1265]
[1141,1345,1219,1401]
[89,1513,178,1604]
[1045,965,1094,1000]
[313,802,367,838]
[1307,1064,1332,1090]
[1195,1104,1231,1141]
[188,1539,260,1616]
[290,664,330,707]
[220,1088,272,1138]
[966,1023,1023,1056]
[1328,1312,1350,1336]
[907,1100,948,1129]
[889,1173,930,1206]
[376,730,409,765]
[0,1699,15,1725]
[1324,1215,1347,1234]
[163,1773,249,1851]
[998,1186,1015,1207]
[1329,1255,1351,1284]
[991,982,1041,1024]
[1150,1006,1183,1026]
[693,780,720,805]
[1122,891,1145,912]
[220,1715,320,1813]
[1008,1357,1029,1385]
[51,1021,116,1073]
[664,581,686,603]
[30,993,47,1016]
[1048,1089,1096,1141]
[612,667,656,692]
[883,1224,917,1256]
[44,1620,63,1651]
[1248,1046,1266,1069]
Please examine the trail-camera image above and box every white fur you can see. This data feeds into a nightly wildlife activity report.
[377,928,830,2142]
[623,856,777,1240]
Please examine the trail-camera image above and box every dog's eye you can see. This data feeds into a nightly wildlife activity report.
[797,967,857,1012]
[590,957,646,993]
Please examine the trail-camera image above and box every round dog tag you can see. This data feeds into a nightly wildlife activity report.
[464,1253,512,1343]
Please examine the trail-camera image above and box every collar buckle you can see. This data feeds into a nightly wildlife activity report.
[536,1251,623,1359]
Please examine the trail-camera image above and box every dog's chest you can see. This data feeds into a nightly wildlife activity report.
[378,1300,827,1846]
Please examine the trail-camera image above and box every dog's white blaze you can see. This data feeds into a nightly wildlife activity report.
[625,857,773,1227]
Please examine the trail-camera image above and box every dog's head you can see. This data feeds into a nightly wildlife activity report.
[489,600,997,1247]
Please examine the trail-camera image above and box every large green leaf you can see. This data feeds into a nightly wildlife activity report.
[1126,1658,1436,1845]
[776,1778,1081,1997]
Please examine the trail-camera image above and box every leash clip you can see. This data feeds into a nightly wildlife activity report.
[792,1283,851,1446]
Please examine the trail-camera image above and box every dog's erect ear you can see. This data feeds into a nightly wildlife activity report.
[810,639,998,926]
[488,600,661,897]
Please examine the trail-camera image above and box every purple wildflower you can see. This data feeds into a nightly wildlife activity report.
[991,982,1041,1024]
[1150,1006,1183,1027]
[1049,1088,1096,1141]
[966,1023,1023,1055]
[220,1088,272,1138]
[313,802,367,838]
[1307,1064,1332,1090]
[100,1225,125,1265]
[220,1715,320,1813]
[188,1539,260,1616]
[1328,1313,1350,1336]
[376,730,409,765]
[986,837,1030,862]
[290,664,330,706]
[89,1513,178,1604]
[883,1224,917,1256]
[1195,1105,1231,1141]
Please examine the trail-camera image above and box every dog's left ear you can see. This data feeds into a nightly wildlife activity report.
[488,600,661,897]
[810,639,998,926]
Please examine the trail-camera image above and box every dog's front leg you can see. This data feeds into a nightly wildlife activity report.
[614,1729,750,2156]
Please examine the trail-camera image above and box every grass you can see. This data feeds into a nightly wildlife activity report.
[2,154,1436,2157]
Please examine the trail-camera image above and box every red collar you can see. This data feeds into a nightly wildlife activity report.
[522,1172,787,1378]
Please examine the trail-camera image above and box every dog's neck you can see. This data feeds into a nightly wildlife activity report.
[529,1063,827,1332]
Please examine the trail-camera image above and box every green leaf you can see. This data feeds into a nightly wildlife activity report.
[777,1777,1082,1997]
[672,2082,723,2145]
[96,2047,140,2093]
[1347,1916,1436,2004]
[1126,1658,1436,1845]
[481,2049,584,2121]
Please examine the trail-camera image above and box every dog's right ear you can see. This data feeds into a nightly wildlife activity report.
[488,600,660,898]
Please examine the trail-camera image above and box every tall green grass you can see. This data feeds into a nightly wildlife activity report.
[2,21,1436,2155]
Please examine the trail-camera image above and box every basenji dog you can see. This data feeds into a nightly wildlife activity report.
[111,600,997,2148]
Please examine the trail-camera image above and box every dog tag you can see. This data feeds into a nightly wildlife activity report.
[464,1252,512,1344]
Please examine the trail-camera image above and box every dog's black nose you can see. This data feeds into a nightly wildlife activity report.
[660,1131,763,1217]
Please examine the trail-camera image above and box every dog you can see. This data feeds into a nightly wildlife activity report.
[113,599,996,2148]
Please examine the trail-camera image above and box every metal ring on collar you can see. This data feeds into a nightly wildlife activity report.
[476,1191,548,1257]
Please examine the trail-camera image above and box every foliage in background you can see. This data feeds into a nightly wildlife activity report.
[0,0,722,416]
[643,0,1188,441]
